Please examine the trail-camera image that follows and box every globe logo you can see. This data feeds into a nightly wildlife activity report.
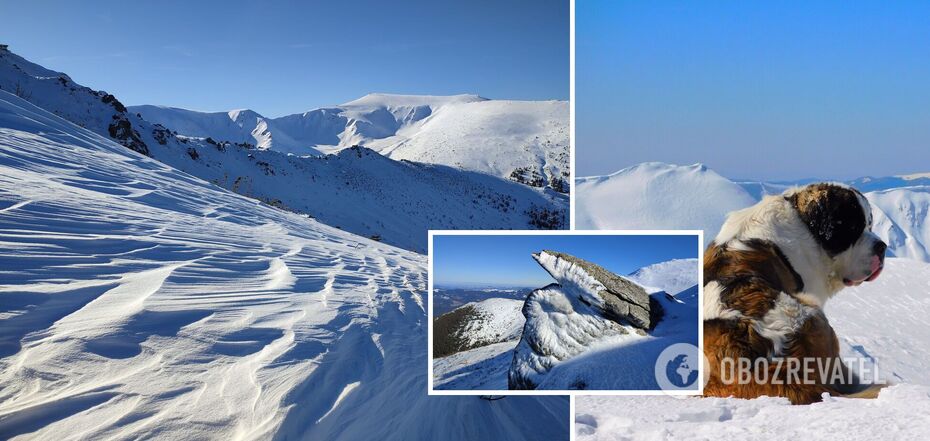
[654,343,705,392]
[665,354,698,387]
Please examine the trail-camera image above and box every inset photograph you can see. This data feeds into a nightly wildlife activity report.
[428,231,702,393]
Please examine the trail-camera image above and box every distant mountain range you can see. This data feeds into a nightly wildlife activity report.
[0,48,568,252]
[577,162,930,262]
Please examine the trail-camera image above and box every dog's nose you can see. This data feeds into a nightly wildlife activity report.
[873,240,887,257]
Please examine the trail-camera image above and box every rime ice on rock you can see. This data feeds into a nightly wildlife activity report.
[508,250,662,390]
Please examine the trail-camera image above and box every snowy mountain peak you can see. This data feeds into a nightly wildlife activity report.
[576,162,756,238]
[341,93,487,108]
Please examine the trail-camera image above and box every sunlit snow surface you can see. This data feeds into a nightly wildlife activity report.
[576,258,930,439]
[0,92,568,440]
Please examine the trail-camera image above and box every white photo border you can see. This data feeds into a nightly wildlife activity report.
[427,229,704,396]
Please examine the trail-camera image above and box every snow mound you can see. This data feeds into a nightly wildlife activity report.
[0,91,569,440]
[575,163,756,241]
[867,187,930,262]
[627,258,699,296]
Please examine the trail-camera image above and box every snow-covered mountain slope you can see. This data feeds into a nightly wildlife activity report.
[577,162,930,262]
[1,49,566,253]
[432,298,526,391]
[575,257,930,440]
[0,91,569,440]
[867,187,930,262]
[575,163,756,240]
[627,258,699,296]
[131,95,569,191]
[433,298,525,358]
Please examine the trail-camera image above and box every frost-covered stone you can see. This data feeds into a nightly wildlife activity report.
[508,283,631,389]
[532,250,655,329]
[509,250,663,390]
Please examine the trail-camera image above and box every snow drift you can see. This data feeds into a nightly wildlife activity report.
[0,91,569,439]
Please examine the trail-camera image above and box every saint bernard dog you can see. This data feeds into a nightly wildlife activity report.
[703,183,887,404]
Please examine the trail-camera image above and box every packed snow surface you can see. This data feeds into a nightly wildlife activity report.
[575,384,930,440]
[0,91,569,440]
[576,258,930,439]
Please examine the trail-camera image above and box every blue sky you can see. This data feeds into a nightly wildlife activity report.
[433,234,698,288]
[577,0,930,181]
[1,0,568,117]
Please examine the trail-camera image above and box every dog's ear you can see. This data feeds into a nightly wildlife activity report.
[787,184,866,256]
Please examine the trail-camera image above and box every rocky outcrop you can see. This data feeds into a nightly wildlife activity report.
[533,250,657,329]
[508,250,662,390]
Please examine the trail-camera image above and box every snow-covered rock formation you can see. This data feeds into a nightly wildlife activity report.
[509,251,697,390]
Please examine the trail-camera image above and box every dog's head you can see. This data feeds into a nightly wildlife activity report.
[715,182,886,300]
[785,183,886,288]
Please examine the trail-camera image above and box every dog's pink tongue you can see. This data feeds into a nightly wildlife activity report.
[866,255,883,281]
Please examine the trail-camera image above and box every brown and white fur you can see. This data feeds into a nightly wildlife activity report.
[703,183,887,404]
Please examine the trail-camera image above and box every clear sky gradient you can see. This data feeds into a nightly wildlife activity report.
[433,234,698,288]
[577,0,930,181]
[1,0,568,117]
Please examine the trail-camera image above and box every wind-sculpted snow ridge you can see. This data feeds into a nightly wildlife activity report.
[509,252,698,390]
[626,258,699,296]
[575,258,930,439]
[0,49,566,253]
[131,95,569,192]
[0,91,569,440]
